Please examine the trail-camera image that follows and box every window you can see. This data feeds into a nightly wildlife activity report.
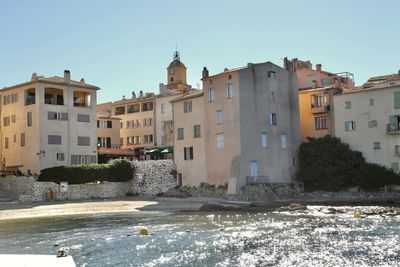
[281,134,287,149]
[144,134,153,143]
[226,83,233,98]
[315,116,328,130]
[184,101,192,113]
[127,136,134,145]
[97,120,112,128]
[5,137,9,149]
[73,91,91,107]
[184,147,193,160]
[142,102,153,111]
[208,88,215,102]
[11,115,16,123]
[21,133,25,147]
[3,116,10,127]
[77,114,90,123]
[115,106,125,115]
[194,125,201,138]
[369,99,374,106]
[177,128,184,140]
[373,142,381,150]
[120,137,123,146]
[268,71,276,79]
[71,155,95,165]
[261,133,268,148]
[345,121,356,131]
[45,88,63,105]
[25,89,35,105]
[3,93,18,105]
[57,153,65,161]
[48,112,68,121]
[269,113,277,126]
[216,110,224,125]
[98,137,111,148]
[368,120,377,128]
[394,91,400,109]
[161,103,166,113]
[216,133,224,149]
[143,118,153,126]
[311,95,327,108]
[77,136,90,146]
[127,104,140,113]
[345,101,351,109]
[13,134,16,143]
[27,112,32,126]
[48,135,62,145]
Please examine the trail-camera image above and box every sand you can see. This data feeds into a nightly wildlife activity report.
[0,197,211,221]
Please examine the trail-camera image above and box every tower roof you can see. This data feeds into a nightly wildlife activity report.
[168,51,186,68]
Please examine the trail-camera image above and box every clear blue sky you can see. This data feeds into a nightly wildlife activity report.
[1,0,399,103]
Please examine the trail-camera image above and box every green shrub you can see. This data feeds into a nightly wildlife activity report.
[298,135,400,191]
[38,160,134,184]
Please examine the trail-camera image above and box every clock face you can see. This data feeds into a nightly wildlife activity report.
[169,67,175,75]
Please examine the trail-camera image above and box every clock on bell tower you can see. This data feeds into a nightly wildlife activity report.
[167,51,187,92]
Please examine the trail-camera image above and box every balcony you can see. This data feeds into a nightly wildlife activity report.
[246,176,269,185]
[387,124,400,134]
[73,91,91,108]
[310,104,329,114]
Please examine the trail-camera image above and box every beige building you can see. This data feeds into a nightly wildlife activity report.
[334,72,400,172]
[171,90,206,186]
[289,58,354,142]
[0,70,99,174]
[111,92,156,159]
[154,92,180,148]
[201,61,301,189]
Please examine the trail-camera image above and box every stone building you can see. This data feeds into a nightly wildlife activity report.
[0,70,99,174]
[201,61,301,189]
[334,72,400,171]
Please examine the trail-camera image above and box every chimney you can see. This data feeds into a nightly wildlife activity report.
[132,91,136,99]
[224,68,229,72]
[312,79,318,89]
[31,73,38,81]
[64,70,71,82]
[122,95,126,100]
[139,90,144,99]
[202,67,209,79]
[80,78,85,84]
[316,64,322,71]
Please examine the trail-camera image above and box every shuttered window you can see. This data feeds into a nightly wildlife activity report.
[77,136,90,146]
[48,135,62,145]
[394,91,400,109]
[77,114,90,122]
[21,133,25,147]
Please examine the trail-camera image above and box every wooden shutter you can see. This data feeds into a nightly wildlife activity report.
[106,137,111,148]
[107,120,112,128]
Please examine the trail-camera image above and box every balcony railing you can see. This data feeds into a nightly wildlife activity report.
[310,104,329,114]
[246,176,269,185]
[387,124,400,134]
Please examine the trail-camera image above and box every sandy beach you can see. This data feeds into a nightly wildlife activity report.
[0,197,215,221]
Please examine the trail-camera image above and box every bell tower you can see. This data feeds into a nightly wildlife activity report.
[167,51,188,92]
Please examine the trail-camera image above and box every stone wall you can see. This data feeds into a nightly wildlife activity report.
[133,160,177,196]
[0,160,177,202]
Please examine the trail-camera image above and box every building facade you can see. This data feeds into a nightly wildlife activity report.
[289,58,354,141]
[0,70,99,174]
[201,61,301,189]
[334,73,400,171]
[171,90,206,186]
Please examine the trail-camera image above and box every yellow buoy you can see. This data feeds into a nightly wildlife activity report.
[354,212,361,219]
[139,227,149,236]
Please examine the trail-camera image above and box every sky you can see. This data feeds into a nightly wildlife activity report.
[1,0,400,103]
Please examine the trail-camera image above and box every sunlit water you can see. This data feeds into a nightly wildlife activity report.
[0,207,400,266]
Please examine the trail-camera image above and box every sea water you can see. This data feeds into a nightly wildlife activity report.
[0,207,399,266]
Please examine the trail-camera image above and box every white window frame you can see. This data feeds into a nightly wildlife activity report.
[261,133,268,148]
[216,133,224,149]
[226,83,233,98]
[216,110,224,125]
[281,134,287,149]
[208,88,215,102]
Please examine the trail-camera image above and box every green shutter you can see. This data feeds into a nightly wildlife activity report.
[394,92,400,109]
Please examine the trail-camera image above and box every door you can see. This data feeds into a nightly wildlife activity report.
[250,161,258,182]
